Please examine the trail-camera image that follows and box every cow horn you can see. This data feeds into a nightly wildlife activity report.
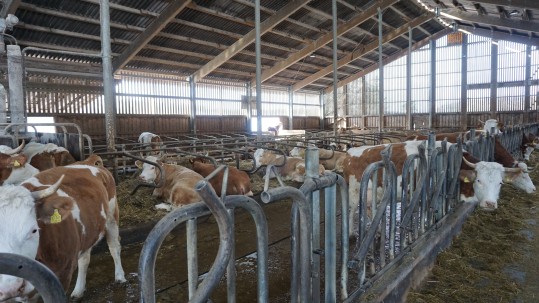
[2,141,25,155]
[31,175,65,200]
[462,156,476,169]
[503,166,522,173]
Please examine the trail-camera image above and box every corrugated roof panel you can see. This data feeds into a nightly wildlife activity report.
[163,22,237,47]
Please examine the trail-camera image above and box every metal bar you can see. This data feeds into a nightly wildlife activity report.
[306,147,320,303]
[7,45,24,130]
[461,34,468,130]
[190,76,197,134]
[378,7,384,132]
[429,40,435,128]
[100,0,116,153]
[524,44,531,123]
[288,86,294,129]
[406,26,412,130]
[324,182,337,303]
[186,219,198,299]
[255,0,262,138]
[490,41,498,119]
[332,0,338,137]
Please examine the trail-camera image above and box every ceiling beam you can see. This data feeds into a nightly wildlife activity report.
[250,0,399,87]
[1,0,21,17]
[458,25,539,47]
[112,0,191,72]
[192,0,310,82]
[324,28,451,93]
[293,14,433,92]
[470,0,539,10]
[441,8,539,33]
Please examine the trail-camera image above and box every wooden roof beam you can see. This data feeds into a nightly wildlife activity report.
[325,28,450,93]
[458,24,539,47]
[112,0,191,72]
[293,14,433,92]
[471,0,539,10]
[192,0,310,82]
[441,8,539,33]
[251,0,399,87]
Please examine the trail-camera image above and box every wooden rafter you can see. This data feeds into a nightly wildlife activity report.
[441,8,539,33]
[251,0,400,87]
[1,0,21,17]
[112,0,192,72]
[192,0,310,82]
[293,14,433,92]
[471,0,539,10]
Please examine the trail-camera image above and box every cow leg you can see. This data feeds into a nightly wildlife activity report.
[71,249,91,299]
[105,216,127,283]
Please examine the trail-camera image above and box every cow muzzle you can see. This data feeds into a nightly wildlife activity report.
[479,200,497,210]
[0,278,26,302]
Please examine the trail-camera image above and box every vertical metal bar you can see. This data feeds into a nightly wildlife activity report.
[7,45,25,131]
[288,86,294,129]
[461,34,468,130]
[227,210,236,303]
[332,0,339,137]
[100,0,116,152]
[0,84,6,123]
[362,76,366,127]
[490,41,498,119]
[378,8,384,132]
[186,219,198,299]
[255,0,262,138]
[247,82,252,133]
[319,91,324,130]
[429,40,436,129]
[189,76,197,135]
[324,183,336,303]
[406,26,412,130]
[524,44,531,124]
[306,146,320,303]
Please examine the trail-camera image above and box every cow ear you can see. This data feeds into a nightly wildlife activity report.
[135,160,143,169]
[35,197,73,224]
[502,172,518,184]
[459,170,476,183]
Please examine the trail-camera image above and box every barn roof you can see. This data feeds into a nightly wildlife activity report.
[1,0,537,93]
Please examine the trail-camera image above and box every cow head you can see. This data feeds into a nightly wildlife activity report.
[0,175,66,301]
[136,156,163,184]
[502,162,536,193]
[0,142,39,185]
[461,157,504,210]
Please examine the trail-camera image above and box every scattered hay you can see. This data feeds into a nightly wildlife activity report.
[407,154,539,302]
[116,176,167,227]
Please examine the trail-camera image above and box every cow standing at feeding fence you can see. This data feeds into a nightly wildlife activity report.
[22,142,76,171]
[190,158,253,196]
[343,140,512,236]
[137,156,204,211]
[0,160,126,301]
[0,142,39,185]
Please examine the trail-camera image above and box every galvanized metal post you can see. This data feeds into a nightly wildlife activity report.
[361,76,366,127]
[319,91,324,130]
[332,0,339,137]
[490,41,498,119]
[255,0,262,137]
[0,84,7,123]
[189,76,197,134]
[324,182,337,303]
[7,45,25,130]
[460,34,468,130]
[100,0,116,152]
[378,7,384,132]
[288,86,294,129]
[406,26,412,130]
[524,44,531,124]
[305,146,320,303]
[429,40,436,129]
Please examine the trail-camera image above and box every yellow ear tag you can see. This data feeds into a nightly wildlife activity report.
[50,209,62,224]
[463,177,470,183]
[505,176,511,183]
[13,160,20,167]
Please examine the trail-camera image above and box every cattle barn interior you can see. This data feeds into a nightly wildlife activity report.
[0,0,539,302]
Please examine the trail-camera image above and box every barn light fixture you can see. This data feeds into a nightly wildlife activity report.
[309,54,316,58]
[509,10,522,17]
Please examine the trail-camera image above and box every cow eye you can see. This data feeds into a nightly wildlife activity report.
[32,229,37,234]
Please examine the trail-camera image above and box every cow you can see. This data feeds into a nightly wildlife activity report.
[22,142,76,171]
[253,148,325,183]
[406,132,536,194]
[0,161,126,301]
[343,140,517,236]
[0,142,39,185]
[138,132,162,155]
[290,145,346,172]
[136,156,204,211]
[522,132,539,161]
[479,119,504,134]
[267,122,283,136]
[190,158,253,196]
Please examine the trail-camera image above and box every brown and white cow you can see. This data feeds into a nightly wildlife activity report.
[522,132,539,161]
[479,118,504,134]
[137,156,204,211]
[190,158,253,196]
[138,132,162,155]
[0,161,126,301]
[0,142,40,185]
[343,140,513,236]
[408,132,536,194]
[23,142,76,171]
[253,149,325,183]
[290,145,346,172]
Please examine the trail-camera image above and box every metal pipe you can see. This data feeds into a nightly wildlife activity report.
[406,26,412,130]
[186,219,198,299]
[255,0,262,138]
[0,253,67,303]
[190,76,197,134]
[378,7,384,132]
[332,0,338,138]
[305,146,320,303]
[0,84,6,123]
[288,86,294,130]
[100,0,116,153]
